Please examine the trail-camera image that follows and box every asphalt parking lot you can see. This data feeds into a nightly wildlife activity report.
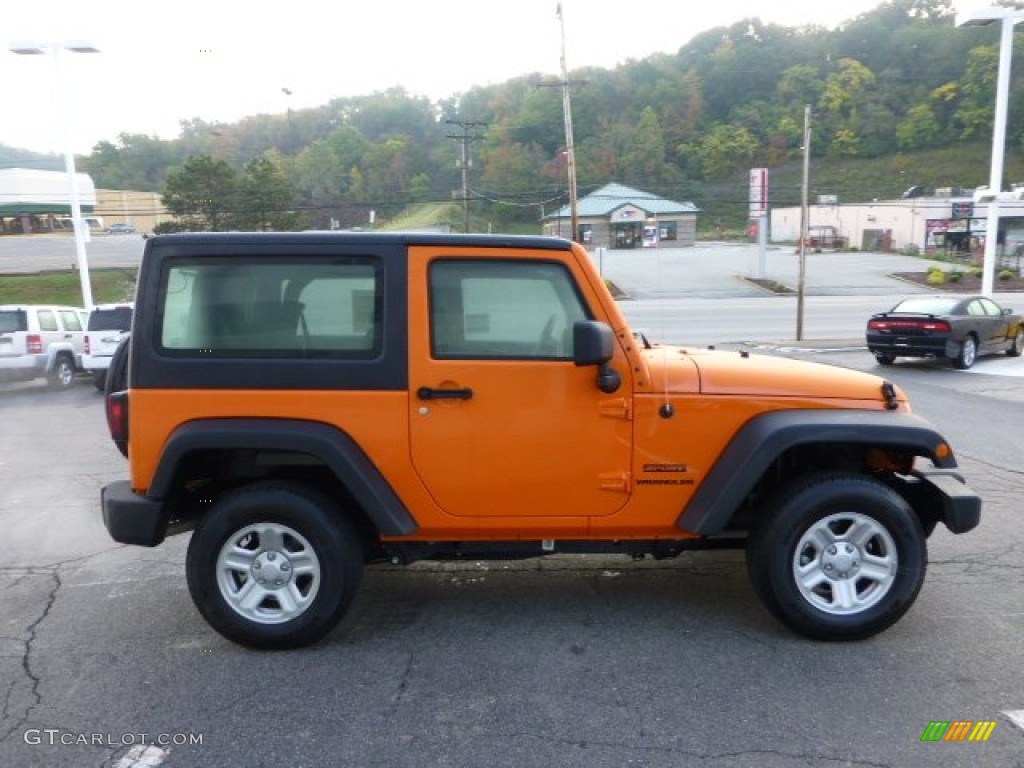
[1,357,1022,767]
[1,237,1023,767]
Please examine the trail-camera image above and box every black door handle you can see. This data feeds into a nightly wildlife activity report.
[417,386,473,401]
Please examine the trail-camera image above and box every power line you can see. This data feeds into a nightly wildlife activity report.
[445,120,488,232]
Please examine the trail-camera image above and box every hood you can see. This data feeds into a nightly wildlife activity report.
[642,345,906,403]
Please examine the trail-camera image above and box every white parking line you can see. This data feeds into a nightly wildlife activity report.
[966,358,1024,377]
[1002,710,1024,733]
[113,746,168,768]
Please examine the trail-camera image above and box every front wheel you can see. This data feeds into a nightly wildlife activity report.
[186,483,364,649]
[747,472,926,641]
[953,334,977,369]
[1007,327,1023,357]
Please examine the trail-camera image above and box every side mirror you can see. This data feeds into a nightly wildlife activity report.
[573,321,621,393]
[1003,307,1013,315]
[573,320,613,366]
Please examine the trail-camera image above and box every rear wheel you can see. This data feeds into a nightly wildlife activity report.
[874,352,895,366]
[1007,327,1023,357]
[92,371,107,390]
[747,472,926,641]
[953,334,977,369]
[47,354,76,390]
[186,483,364,649]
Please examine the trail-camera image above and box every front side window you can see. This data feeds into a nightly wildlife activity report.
[59,310,83,332]
[159,259,381,358]
[980,298,1003,317]
[430,260,590,360]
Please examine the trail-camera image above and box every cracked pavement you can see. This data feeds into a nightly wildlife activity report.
[1,340,1023,767]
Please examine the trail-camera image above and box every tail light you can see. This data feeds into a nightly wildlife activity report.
[106,392,129,455]
[84,335,92,354]
[27,334,42,354]
[869,319,951,332]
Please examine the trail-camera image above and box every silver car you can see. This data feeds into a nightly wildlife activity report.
[0,304,88,389]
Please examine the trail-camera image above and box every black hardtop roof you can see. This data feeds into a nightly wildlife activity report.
[145,231,572,255]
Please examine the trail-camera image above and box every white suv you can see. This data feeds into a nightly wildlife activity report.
[0,305,88,389]
[82,303,133,389]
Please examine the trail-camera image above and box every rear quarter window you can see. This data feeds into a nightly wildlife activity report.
[0,310,28,333]
[158,258,382,358]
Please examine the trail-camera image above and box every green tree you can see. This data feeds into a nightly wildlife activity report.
[162,154,238,231]
[84,133,184,191]
[896,103,941,149]
[292,141,346,214]
[954,45,999,139]
[819,58,877,156]
[683,123,758,180]
[236,153,304,231]
[621,107,669,183]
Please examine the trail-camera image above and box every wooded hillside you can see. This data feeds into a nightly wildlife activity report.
[10,0,1024,232]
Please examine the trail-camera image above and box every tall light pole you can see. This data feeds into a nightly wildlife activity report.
[797,105,811,342]
[557,3,579,242]
[9,39,99,308]
[957,6,1024,297]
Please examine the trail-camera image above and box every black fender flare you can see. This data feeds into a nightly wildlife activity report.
[677,410,958,535]
[149,418,417,536]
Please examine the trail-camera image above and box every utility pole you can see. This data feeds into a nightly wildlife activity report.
[797,105,811,341]
[534,7,585,240]
[445,120,487,233]
[557,2,579,241]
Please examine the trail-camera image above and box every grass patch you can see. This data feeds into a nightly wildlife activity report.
[0,268,137,306]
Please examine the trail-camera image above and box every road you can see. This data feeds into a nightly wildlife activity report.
[0,233,146,274]
[620,293,899,346]
[1,348,1023,767]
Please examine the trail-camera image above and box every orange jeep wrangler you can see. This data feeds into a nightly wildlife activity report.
[101,232,980,649]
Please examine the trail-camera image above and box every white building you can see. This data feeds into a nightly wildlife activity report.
[0,168,97,234]
[770,191,1024,254]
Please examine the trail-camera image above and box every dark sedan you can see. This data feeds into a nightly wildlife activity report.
[866,295,1023,369]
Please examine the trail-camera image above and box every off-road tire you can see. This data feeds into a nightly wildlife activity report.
[104,338,131,457]
[186,482,364,650]
[104,337,130,398]
[47,354,76,390]
[747,472,926,641]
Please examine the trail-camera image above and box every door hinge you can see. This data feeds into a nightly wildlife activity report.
[598,472,631,493]
[598,398,632,420]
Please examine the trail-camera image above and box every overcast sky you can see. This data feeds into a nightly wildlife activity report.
[3,0,986,155]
